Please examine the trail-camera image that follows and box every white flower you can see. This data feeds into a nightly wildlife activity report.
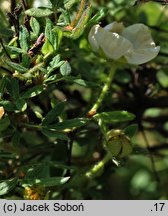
[88,22,160,65]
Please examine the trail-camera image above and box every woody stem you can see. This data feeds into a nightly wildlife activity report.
[85,152,112,179]
[88,65,116,116]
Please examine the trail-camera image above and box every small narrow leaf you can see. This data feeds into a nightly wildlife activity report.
[124,124,138,138]
[87,9,106,26]
[42,101,66,125]
[94,111,135,123]
[15,98,27,112]
[0,26,13,38]
[25,8,53,17]
[49,118,89,130]
[65,77,99,88]
[7,79,19,100]
[45,74,58,82]
[41,128,68,140]
[25,165,49,179]
[30,17,40,36]
[5,45,24,54]
[22,177,70,187]
[0,76,8,98]
[52,27,63,50]
[21,85,43,99]
[60,61,71,76]
[0,117,10,131]
[64,0,77,9]
[42,38,54,55]
[45,18,53,40]
[6,61,27,73]
[0,178,18,196]
[19,26,29,52]
[47,55,64,74]
[70,5,92,39]
[48,54,61,70]
[0,100,16,111]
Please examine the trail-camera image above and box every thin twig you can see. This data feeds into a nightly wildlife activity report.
[66,131,77,176]
[21,0,28,10]
[87,65,116,117]
[10,0,16,13]
[70,0,86,28]
[0,38,12,60]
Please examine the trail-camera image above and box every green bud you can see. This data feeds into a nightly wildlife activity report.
[104,129,132,158]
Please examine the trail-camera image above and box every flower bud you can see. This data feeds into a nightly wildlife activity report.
[104,129,132,158]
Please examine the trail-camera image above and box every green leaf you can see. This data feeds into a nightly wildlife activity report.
[87,9,106,26]
[15,98,27,112]
[45,18,53,40]
[0,76,8,98]
[0,178,18,196]
[47,55,64,75]
[5,45,24,54]
[0,26,13,38]
[42,101,66,125]
[25,8,53,17]
[25,164,49,179]
[7,78,19,100]
[68,78,87,86]
[0,117,10,131]
[44,74,58,82]
[60,61,71,76]
[30,17,40,36]
[94,111,135,123]
[124,124,138,138]
[41,128,68,140]
[21,85,43,99]
[52,27,63,50]
[49,56,60,68]
[22,176,70,187]
[0,152,16,159]
[58,8,71,26]
[44,18,62,51]
[21,53,30,68]
[5,61,27,73]
[64,0,78,9]
[70,5,92,39]
[19,26,29,52]
[0,100,16,111]
[65,77,99,88]
[42,38,54,55]
[49,30,60,51]
[49,118,89,130]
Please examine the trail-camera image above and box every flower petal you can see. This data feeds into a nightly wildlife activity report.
[88,25,100,52]
[104,22,124,34]
[95,26,132,60]
[124,46,160,65]
[122,23,156,49]
[88,22,160,64]
[122,23,160,64]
